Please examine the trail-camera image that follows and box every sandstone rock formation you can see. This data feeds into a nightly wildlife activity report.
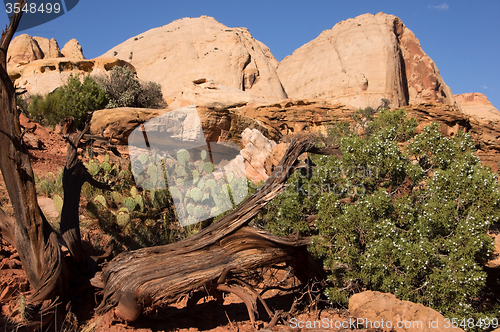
[89,99,500,172]
[455,93,500,122]
[167,78,279,109]
[99,16,287,103]
[7,34,85,68]
[32,37,62,59]
[264,143,289,176]
[90,108,164,144]
[9,58,135,96]
[89,104,271,145]
[7,34,92,95]
[349,291,464,332]
[277,13,457,109]
[61,39,85,59]
[7,34,44,66]
[240,128,277,183]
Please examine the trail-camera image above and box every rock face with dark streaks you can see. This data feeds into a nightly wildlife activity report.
[277,13,457,109]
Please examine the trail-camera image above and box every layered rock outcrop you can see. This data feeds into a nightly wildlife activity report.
[7,34,44,66]
[455,93,500,122]
[9,58,135,96]
[277,13,457,109]
[240,128,277,183]
[167,78,279,109]
[6,34,104,95]
[88,99,500,175]
[99,16,287,103]
[89,104,272,145]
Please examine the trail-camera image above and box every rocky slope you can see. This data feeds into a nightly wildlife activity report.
[455,92,500,122]
[99,16,287,103]
[277,13,457,109]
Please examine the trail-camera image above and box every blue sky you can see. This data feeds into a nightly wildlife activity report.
[2,0,499,109]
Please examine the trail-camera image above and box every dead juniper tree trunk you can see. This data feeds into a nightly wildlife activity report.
[0,4,111,327]
[96,138,339,323]
[0,1,64,311]
[60,126,111,268]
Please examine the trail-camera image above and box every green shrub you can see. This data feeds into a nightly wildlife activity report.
[27,74,108,129]
[95,66,164,109]
[263,109,500,321]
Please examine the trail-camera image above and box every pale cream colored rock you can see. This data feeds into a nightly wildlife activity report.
[38,197,59,220]
[349,291,464,332]
[7,34,44,66]
[455,93,500,121]
[277,13,458,109]
[90,107,164,144]
[99,16,287,103]
[9,57,135,96]
[168,79,279,109]
[33,36,63,59]
[61,38,85,59]
[240,128,276,183]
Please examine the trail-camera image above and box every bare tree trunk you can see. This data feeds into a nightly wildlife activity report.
[96,138,336,322]
[0,1,63,306]
[60,126,111,267]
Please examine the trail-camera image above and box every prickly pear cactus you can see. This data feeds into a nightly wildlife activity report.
[176,149,190,167]
[170,187,181,200]
[152,189,169,210]
[226,172,234,184]
[130,186,138,198]
[193,205,207,219]
[123,197,137,211]
[204,162,213,174]
[100,161,112,173]
[138,153,148,165]
[111,192,124,205]
[205,178,216,188]
[53,194,63,214]
[192,170,200,184]
[94,194,107,207]
[189,187,203,203]
[186,203,195,216]
[134,195,144,212]
[88,161,100,177]
[116,210,130,227]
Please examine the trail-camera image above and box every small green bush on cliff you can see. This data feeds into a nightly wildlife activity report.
[263,108,500,322]
[27,74,108,129]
